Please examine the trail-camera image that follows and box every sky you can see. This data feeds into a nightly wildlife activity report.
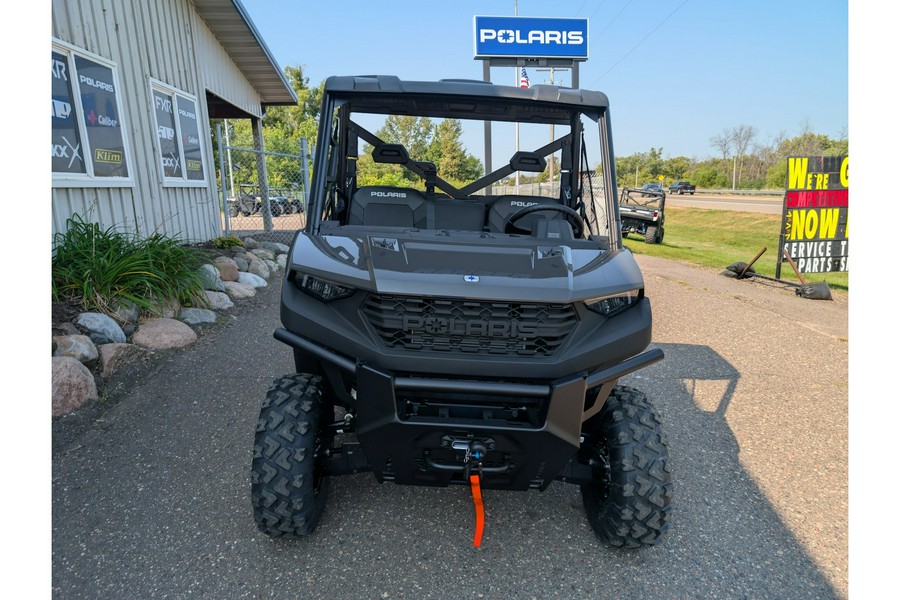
[239,0,849,161]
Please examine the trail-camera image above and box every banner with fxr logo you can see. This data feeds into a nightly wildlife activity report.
[154,90,182,178]
[51,50,85,174]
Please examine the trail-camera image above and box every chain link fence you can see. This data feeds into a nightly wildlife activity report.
[213,133,612,242]
[216,128,311,245]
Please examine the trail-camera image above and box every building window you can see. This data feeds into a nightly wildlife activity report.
[150,80,207,186]
[52,40,132,187]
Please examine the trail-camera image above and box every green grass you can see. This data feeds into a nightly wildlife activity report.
[622,206,849,292]
[52,214,212,317]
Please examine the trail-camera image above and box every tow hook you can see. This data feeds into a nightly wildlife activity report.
[458,440,489,478]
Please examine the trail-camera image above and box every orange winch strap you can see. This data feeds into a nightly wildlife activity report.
[470,474,484,547]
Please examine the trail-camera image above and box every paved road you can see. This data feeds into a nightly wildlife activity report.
[51,256,848,599]
[665,192,784,214]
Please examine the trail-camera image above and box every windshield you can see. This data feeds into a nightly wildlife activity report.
[311,91,616,246]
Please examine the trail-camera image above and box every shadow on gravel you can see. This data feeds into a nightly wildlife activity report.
[623,341,843,599]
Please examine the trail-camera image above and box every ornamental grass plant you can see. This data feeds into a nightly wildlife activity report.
[52,214,210,318]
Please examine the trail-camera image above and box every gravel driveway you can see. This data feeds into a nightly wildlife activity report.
[51,254,848,599]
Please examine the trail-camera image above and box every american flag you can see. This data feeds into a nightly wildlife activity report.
[519,67,530,88]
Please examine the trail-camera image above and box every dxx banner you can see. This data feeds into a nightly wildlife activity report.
[778,156,848,275]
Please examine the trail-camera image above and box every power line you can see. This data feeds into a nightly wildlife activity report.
[590,0,690,86]
[591,0,635,42]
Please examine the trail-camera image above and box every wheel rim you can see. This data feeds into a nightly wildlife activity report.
[582,435,612,505]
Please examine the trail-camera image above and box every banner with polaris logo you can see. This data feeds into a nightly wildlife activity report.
[177,96,204,180]
[474,16,588,59]
[75,55,128,177]
[779,156,849,274]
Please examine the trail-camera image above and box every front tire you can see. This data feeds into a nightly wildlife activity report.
[580,385,672,548]
[251,374,332,537]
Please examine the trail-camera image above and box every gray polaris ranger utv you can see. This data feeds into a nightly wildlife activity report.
[251,75,672,548]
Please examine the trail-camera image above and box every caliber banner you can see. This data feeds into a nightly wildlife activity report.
[779,155,848,274]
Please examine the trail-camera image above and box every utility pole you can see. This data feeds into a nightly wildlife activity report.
[548,68,555,192]
[732,155,737,191]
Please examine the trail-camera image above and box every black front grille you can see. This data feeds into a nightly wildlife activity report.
[362,295,577,357]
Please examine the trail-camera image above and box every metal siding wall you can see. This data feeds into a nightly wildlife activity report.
[51,0,137,238]
[192,15,263,119]
[51,0,261,243]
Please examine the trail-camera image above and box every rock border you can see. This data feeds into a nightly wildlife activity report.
[51,236,289,417]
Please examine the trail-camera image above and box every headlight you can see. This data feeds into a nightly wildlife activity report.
[297,273,356,301]
[584,289,642,317]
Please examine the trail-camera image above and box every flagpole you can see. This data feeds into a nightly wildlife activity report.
[514,0,520,194]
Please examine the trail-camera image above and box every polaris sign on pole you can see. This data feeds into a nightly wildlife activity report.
[474,16,589,186]
[474,16,589,60]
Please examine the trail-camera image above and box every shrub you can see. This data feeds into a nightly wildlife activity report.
[212,235,244,249]
[52,214,210,317]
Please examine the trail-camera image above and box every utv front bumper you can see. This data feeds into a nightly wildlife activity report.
[274,326,663,490]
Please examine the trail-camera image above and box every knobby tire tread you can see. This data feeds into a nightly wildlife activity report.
[581,385,673,549]
[251,374,329,537]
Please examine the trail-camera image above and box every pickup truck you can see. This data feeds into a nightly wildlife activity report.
[668,180,695,195]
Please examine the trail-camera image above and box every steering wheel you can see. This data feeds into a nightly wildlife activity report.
[504,203,585,236]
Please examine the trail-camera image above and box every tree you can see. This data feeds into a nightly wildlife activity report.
[710,130,732,160]
[665,156,693,180]
[730,124,757,187]
[427,119,472,184]
[380,115,434,161]
[210,64,324,195]
[357,116,481,188]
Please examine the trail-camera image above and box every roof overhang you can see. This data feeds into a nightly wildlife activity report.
[192,0,298,106]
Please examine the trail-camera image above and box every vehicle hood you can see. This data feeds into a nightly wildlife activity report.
[289,231,645,303]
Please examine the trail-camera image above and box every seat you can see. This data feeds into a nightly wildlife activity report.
[428,198,486,231]
[348,186,427,228]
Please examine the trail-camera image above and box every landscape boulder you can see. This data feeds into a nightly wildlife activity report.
[132,318,198,350]
[52,356,98,416]
[76,312,126,345]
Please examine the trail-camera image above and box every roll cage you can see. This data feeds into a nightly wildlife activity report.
[308,76,622,248]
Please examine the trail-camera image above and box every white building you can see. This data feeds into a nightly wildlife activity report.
[51,0,296,242]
